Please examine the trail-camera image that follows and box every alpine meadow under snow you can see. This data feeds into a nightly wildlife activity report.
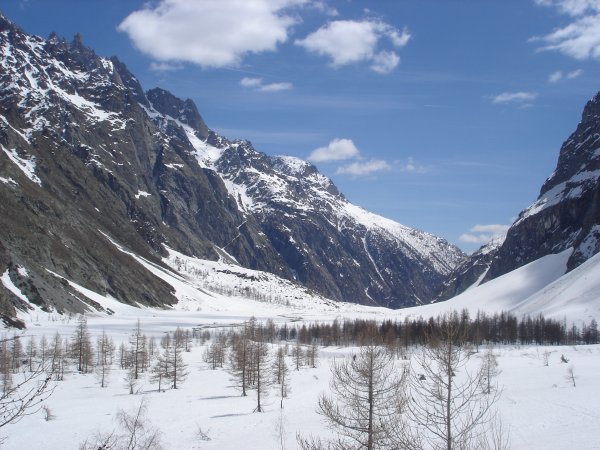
[1,3,600,450]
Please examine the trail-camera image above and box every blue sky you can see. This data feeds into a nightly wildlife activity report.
[4,0,600,252]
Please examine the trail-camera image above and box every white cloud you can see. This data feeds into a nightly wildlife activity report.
[371,51,400,74]
[336,159,391,176]
[296,20,379,66]
[259,82,293,92]
[532,0,600,60]
[310,0,339,16]
[458,233,490,244]
[534,0,600,16]
[308,138,396,176]
[240,77,263,87]
[471,224,511,235]
[389,28,412,47]
[491,91,538,104]
[240,77,293,92]
[295,20,411,73]
[308,138,360,162]
[395,157,429,173]
[118,0,307,68]
[549,70,564,82]
[459,224,510,244]
[548,68,583,82]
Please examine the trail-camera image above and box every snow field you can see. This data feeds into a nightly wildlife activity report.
[3,312,600,450]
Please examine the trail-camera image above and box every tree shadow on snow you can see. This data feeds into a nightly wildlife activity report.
[210,412,253,419]
[201,395,239,400]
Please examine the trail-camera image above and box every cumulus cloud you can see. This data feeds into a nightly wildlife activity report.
[295,19,411,73]
[240,77,293,92]
[491,91,538,104]
[336,160,391,176]
[118,0,307,68]
[309,138,405,177]
[308,138,360,162]
[459,224,510,244]
[371,51,400,74]
[548,68,583,82]
[532,0,600,60]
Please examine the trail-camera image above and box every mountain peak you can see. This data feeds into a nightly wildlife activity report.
[147,88,210,139]
[581,91,600,125]
[0,10,17,32]
[538,89,600,198]
[72,32,83,47]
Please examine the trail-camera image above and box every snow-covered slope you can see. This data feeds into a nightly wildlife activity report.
[403,247,600,323]
[512,250,600,321]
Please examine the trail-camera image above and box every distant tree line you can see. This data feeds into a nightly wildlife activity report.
[269,310,599,348]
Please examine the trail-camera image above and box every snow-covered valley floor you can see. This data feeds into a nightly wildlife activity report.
[2,309,600,450]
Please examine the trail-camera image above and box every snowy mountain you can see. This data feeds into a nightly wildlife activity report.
[144,91,464,308]
[438,91,600,301]
[0,13,464,323]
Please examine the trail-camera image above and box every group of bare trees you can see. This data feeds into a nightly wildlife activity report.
[299,317,508,450]
[150,327,189,392]
[196,317,324,413]
[223,318,306,412]
[1,316,193,397]
[0,333,54,440]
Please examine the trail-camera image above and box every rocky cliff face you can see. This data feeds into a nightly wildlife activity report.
[435,237,504,301]
[486,92,600,280]
[437,92,600,300]
[0,14,464,321]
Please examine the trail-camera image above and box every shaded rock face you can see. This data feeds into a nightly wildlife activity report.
[485,92,600,281]
[435,238,502,301]
[437,92,600,301]
[0,14,464,319]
